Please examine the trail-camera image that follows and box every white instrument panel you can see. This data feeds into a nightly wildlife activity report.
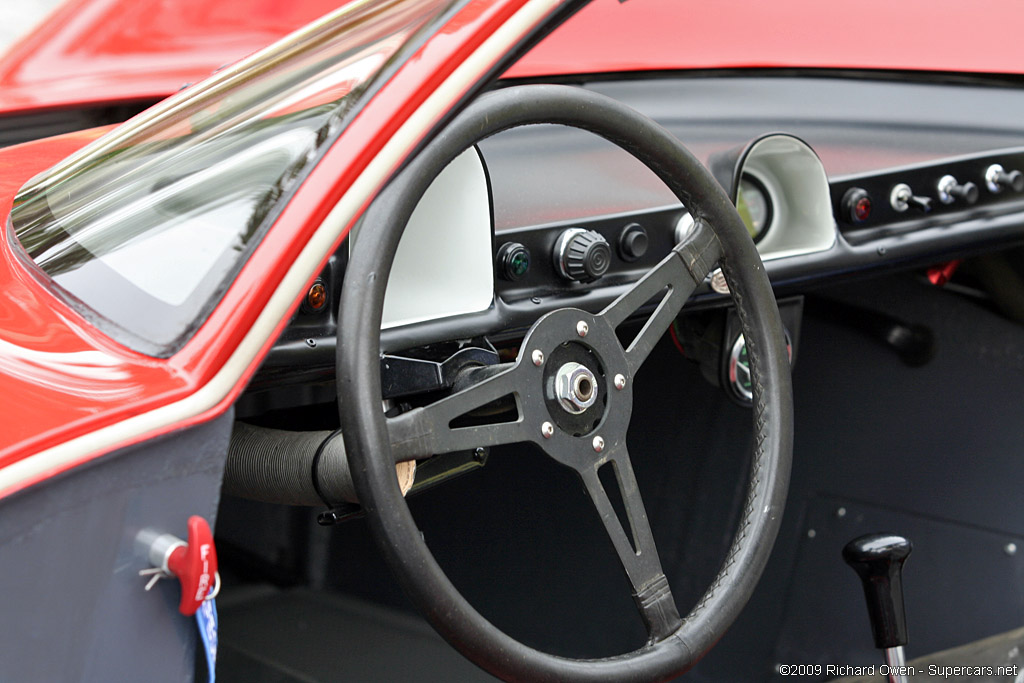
[379,147,494,329]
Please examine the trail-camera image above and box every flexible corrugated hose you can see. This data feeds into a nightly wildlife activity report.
[223,421,415,506]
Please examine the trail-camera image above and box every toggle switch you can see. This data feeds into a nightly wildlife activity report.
[936,175,979,205]
[985,164,1024,194]
[890,184,931,213]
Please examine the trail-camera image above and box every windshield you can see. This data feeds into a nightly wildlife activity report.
[8,0,453,356]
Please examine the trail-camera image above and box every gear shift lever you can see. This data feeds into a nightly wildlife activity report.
[843,533,912,683]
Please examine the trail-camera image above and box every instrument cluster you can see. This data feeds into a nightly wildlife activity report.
[492,133,837,304]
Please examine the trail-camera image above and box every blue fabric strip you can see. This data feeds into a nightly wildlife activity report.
[196,595,218,683]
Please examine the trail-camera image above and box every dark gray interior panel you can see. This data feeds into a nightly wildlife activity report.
[0,410,232,682]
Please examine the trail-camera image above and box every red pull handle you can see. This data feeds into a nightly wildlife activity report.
[926,259,961,286]
[165,516,218,616]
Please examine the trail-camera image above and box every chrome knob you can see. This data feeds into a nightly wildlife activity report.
[936,175,979,205]
[985,164,1024,194]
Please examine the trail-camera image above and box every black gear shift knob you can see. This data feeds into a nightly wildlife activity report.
[843,533,912,649]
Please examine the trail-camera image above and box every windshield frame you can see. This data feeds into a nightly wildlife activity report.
[6,0,463,357]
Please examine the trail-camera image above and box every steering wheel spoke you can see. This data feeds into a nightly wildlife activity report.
[600,220,721,375]
[577,444,681,643]
[387,362,534,461]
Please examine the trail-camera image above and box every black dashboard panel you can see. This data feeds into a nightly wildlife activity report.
[476,75,1024,293]
[254,74,1024,389]
[831,147,1024,242]
[493,207,684,303]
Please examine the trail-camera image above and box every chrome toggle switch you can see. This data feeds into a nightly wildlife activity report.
[936,175,979,205]
[985,164,1024,194]
[890,183,932,213]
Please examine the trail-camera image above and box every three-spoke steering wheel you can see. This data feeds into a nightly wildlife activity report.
[338,85,793,682]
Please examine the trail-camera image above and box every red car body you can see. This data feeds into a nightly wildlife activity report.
[0,0,344,115]
[4,0,1024,496]
[3,1,1024,680]
[3,0,1024,117]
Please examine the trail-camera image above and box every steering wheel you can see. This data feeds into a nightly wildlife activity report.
[337,84,793,682]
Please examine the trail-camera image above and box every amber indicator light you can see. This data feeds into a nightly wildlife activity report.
[306,281,327,311]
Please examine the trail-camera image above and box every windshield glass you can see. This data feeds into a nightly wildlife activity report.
[9,0,453,356]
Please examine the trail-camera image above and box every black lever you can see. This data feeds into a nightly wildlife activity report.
[843,533,912,682]
[804,298,934,367]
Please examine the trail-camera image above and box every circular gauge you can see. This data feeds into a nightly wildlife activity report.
[736,174,772,242]
[674,209,695,244]
[729,331,792,402]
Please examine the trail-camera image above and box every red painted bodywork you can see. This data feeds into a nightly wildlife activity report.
[0,0,558,496]
[4,0,1024,117]
[0,0,344,114]
[2,0,1024,491]
[509,0,1024,79]
[0,125,154,468]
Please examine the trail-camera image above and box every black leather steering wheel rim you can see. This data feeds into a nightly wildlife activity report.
[337,84,793,682]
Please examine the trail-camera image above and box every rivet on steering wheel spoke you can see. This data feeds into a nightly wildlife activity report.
[531,349,544,366]
[576,320,589,337]
[541,421,555,439]
[613,374,626,390]
[592,435,605,453]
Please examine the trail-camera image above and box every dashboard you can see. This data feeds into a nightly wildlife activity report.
[241,74,1024,414]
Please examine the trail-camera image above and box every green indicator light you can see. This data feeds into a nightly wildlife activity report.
[510,251,529,277]
[497,242,531,281]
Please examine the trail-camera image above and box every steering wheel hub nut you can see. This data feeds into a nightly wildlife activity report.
[555,362,598,414]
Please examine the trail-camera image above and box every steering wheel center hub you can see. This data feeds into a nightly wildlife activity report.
[535,326,611,438]
[555,362,598,414]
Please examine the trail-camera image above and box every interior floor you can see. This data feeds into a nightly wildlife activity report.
[216,267,1024,682]
[218,585,496,682]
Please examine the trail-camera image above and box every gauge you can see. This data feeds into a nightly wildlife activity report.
[736,174,772,242]
[729,334,754,401]
[674,210,695,244]
[729,331,791,402]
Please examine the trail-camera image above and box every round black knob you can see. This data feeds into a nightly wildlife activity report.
[937,175,979,205]
[496,242,531,281]
[618,223,649,262]
[841,187,872,224]
[843,533,912,649]
[986,164,1024,193]
[554,229,611,282]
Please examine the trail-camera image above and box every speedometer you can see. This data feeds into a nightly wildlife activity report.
[736,174,772,242]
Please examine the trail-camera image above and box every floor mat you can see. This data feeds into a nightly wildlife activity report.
[217,586,498,682]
